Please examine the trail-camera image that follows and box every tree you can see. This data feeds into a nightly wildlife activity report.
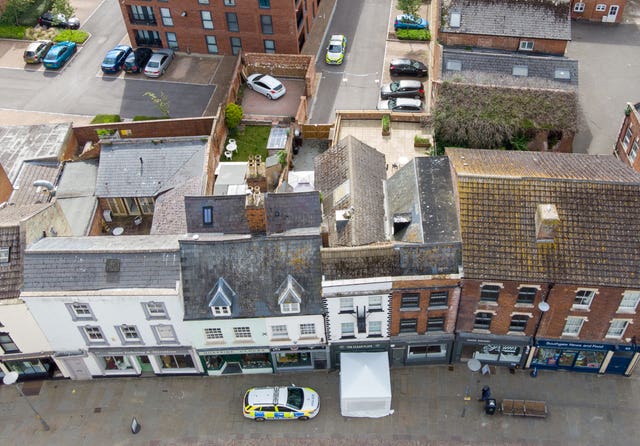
[0,0,32,26]
[397,0,421,17]
[144,91,171,117]
[51,0,75,18]
[225,103,243,129]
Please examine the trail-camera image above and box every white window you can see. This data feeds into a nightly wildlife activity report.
[341,322,355,338]
[629,139,639,164]
[574,2,585,12]
[573,289,596,310]
[213,306,231,316]
[446,60,462,71]
[67,303,95,321]
[340,297,354,312]
[554,69,571,80]
[596,4,606,11]
[142,301,168,319]
[160,8,173,26]
[152,325,178,343]
[449,12,461,28]
[0,247,9,263]
[300,323,316,336]
[233,326,251,339]
[368,295,382,310]
[117,325,142,344]
[280,302,300,314]
[519,41,534,51]
[368,320,382,336]
[270,325,288,339]
[201,10,213,29]
[618,291,640,312]
[81,326,107,344]
[562,316,585,336]
[606,320,630,338]
[199,0,210,4]
[204,328,223,341]
[224,0,236,5]
[512,65,528,77]
[623,126,633,148]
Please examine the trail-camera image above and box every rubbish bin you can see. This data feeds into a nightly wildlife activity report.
[485,398,497,415]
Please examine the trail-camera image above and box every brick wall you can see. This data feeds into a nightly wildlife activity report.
[439,32,568,56]
[243,53,316,96]
[614,103,640,172]
[0,165,12,203]
[571,0,626,23]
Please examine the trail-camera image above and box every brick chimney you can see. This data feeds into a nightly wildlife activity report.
[246,155,267,192]
[245,186,266,233]
[535,204,559,244]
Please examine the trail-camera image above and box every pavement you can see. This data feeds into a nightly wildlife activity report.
[0,364,638,445]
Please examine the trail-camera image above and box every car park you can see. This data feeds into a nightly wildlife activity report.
[123,48,153,74]
[393,14,428,30]
[246,73,287,100]
[38,12,80,29]
[380,80,424,99]
[23,40,53,64]
[43,41,76,69]
[101,45,132,74]
[143,49,174,78]
[243,386,320,421]
[389,58,428,77]
[325,34,347,65]
[377,97,424,113]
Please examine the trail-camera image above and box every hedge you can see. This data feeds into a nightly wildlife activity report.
[396,28,431,41]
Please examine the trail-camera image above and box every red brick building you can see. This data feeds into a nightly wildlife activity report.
[614,102,640,171]
[570,0,626,23]
[118,0,321,55]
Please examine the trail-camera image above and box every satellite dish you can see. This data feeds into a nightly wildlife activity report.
[2,371,19,385]
[538,301,550,312]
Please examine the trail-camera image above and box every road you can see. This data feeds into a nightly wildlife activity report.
[309,0,391,123]
[0,0,214,119]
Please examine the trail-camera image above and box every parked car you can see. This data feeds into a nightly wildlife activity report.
[123,47,153,74]
[38,12,80,29]
[101,45,132,74]
[377,97,424,113]
[393,14,428,30]
[389,58,428,77]
[23,40,53,64]
[143,49,174,77]
[325,34,347,65]
[246,73,287,100]
[380,80,424,99]
[43,41,77,69]
[243,386,320,421]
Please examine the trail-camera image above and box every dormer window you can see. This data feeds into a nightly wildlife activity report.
[207,278,236,317]
[276,274,304,314]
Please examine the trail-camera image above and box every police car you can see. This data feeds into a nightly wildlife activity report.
[325,34,346,65]
[243,386,320,421]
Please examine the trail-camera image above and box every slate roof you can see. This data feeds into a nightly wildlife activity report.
[9,160,60,205]
[442,47,578,89]
[265,192,321,235]
[441,0,571,41]
[180,231,322,320]
[314,135,386,246]
[94,138,207,198]
[23,236,181,291]
[386,156,461,245]
[447,148,640,287]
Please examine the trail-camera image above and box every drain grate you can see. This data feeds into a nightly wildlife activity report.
[94,407,102,413]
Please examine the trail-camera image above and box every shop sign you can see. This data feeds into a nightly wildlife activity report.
[89,347,190,356]
[336,342,388,351]
[199,348,270,355]
[271,345,325,352]
[538,340,611,351]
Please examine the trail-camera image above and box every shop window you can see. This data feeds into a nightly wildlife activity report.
[516,287,537,304]
[79,326,108,345]
[261,15,273,34]
[562,316,585,336]
[341,322,355,338]
[606,319,630,338]
[204,327,223,342]
[201,11,213,29]
[65,302,96,321]
[117,325,143,345]
[233,326,252,339]
[204,355,224,370]
[5,358,51,375]
[275,351,311,368]
[0,332,20,353]
[426,317,444,332]
[152,325,178,344]
[299,323,316,337]
[206,36,218,54]
[226,12,239,32]
[142,301,168,320]
[428,291,448,308]
[368,295,383,311]
[480,284,500,302]
[596,4,606,11]
[270,324,288,339]
[509,315,529,332]
[399,318,417,333]
[368,320,382,336]
[574,2,585,12]
[618,291,640,312]
[0,247,9,263]
[573,289,596,310]
[340,297,354,313]
[408,344,446,359]
[160,8,173,26]
[519,40,534,51]
[264,39,275,53]
[102,355,133,371]
[160,354,194,369]
[259,0,271,8]
[473,312,492,330]
[574,350,605,368]
[400,293,420,309]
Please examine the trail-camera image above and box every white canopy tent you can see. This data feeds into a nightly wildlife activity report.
[339,352,393,418]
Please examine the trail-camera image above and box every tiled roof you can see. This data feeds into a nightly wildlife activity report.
[442,47,578,89]
[447,148,640,286]
[151,176,202,235]
[180,232,322,320]
[9,160,60,205]
[0,203,50,226]
[315,135,386,246]
[441,0,571,41]
[23,235,181,291]
[95,138,207,198]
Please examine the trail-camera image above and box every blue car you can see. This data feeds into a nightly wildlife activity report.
[43,41,77,69]
[394,14,428,30]
[101,45,132,74]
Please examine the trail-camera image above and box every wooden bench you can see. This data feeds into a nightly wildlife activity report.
[501,399,548,418]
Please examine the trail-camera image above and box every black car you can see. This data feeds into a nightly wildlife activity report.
[389,58,428,77]
[38,12,80,29]
[123,47,153,74]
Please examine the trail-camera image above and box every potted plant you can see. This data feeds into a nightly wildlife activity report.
[382,115,390,136]
[414,134,432,148]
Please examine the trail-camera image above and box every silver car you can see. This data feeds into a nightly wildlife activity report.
[377,98,424,113]
[380,80,424,100]
[143,49,174,78]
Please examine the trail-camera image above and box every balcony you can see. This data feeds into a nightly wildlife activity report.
[129,14,156,26]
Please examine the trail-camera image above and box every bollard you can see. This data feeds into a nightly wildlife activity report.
[131,417,141,434]
[530,367,538,378]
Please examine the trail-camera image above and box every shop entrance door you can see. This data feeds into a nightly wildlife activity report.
[137,356,154,374]
[606,351,634,374]
[63,357,92,380]
[556,351,577,369]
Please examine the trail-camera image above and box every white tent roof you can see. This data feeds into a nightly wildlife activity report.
[340,352,393,417]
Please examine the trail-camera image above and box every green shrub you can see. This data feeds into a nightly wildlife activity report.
[54,29,88,43]
[91,114,121,124]
[396,28,430,41]
[96,129,116,138]
[382,115,390,133]
[414,134,432,147]
[133,116,169,121]
[225,103,243,129]
[0,25,27,39]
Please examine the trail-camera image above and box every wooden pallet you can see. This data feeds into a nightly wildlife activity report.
[501,399,548,418]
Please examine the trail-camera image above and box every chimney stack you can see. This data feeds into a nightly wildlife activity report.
[535,204,559,244]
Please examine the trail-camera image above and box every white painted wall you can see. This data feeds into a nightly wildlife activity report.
[0,299,52,354]
[186,317,268,350]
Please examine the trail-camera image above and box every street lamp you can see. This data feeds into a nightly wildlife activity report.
[2,371,50,431]
[461,358,482,417]
[533,300,550,341]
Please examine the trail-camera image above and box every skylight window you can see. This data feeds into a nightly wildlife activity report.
[512,65,528,77]
[446,60,462,71]
[450,12,461,28]
[554,69,571,80]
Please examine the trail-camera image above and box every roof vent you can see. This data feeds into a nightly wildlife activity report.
[535,204,560,244]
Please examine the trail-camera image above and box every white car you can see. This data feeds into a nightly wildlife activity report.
[246,73,287,100]
[143,49,174,78]
[243,386,320,421]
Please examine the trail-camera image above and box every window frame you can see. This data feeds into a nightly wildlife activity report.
[480,284,501,302]
[426,316,445,332]
[400,293,420,310]
[573,289,596,310]
[399,318,418,333]
[224,0,236,5]
[574,2,585,12]
[79,325,108,345]
[204,327,223,341]
[368,320,382,336]
[260,15,273,34]
[0,247,9,263]
[339,297,354,313]
[205,35,218,54]
[629,139,639,164]
[516,287,537,305]
[299,323,316,336]
[270,324,289,339]
[618,291,640,313]
[230,37,242,56]
[65,302,96,321]
[595,4,606,11]
[264,39,275,53]
[606,319,630,338]
[0,332,20,353]
[233,326,252,339]
[166,32,178,49]
[142,301,169,320]
[212,305,231,316]
[201,10,213,30]
[428,291,448,308]
[160,7,173,26]
[116,324,144,345]
[368,295,383,311]
[280,301,300,314]
[623,126,632,148]
[152,324,178,344]
[509,314,529,332]
[226,12,239,32]
[341,322,355,338]
[473,312,492,330]
[562,316,585,336]
[519,40,534,51]
[259,0,271,8]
